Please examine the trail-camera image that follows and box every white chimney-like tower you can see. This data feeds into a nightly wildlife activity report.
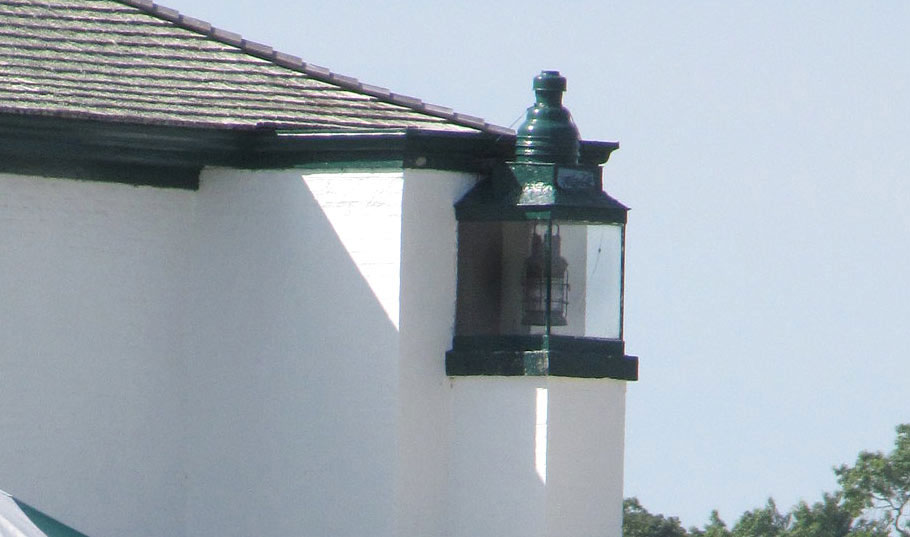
[443,71,637,537]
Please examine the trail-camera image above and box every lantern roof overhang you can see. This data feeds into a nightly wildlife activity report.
[454,70,627,224]
[454,160,629,223]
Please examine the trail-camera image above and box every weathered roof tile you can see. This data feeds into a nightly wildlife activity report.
[360,84,393,99]
[210,27,242,46]
[240,39,273,58]
[178,15,210,34]
[302,63,332,78]
[389,93,425,109]
[273,51,303,69]
[0,0,512,135]
[149,3,178,21]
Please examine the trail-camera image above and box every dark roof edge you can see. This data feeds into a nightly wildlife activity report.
[0,113,513,188]
[115,0,514,137]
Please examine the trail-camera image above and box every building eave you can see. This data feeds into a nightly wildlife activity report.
[0,114,519,187]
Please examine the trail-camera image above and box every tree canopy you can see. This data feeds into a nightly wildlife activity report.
[836,424,910,537]
[623,497,689,537]
[626,424,910,537]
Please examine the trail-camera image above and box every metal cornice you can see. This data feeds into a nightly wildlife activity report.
[0,114,519,187]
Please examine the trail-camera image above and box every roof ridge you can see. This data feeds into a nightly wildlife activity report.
[115,0,514,136]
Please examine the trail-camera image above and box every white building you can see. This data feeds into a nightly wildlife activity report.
[0,1,637,536]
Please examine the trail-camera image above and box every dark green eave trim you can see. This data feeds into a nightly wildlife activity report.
[0,154,201,189]
[254,128,514,172]
[0,113,239,188]
[14,498,91,537]
[0,114,516,188]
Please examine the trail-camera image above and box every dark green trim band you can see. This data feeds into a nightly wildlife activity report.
[250,129,513,173]
[445,349,638,380]
[0,154,200,189]
[446,335,637,380]
[0,113,238,188]
[0,114,519,188]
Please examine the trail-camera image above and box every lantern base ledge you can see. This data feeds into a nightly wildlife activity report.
[445,348,638,380]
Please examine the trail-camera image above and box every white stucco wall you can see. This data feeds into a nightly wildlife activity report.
[448,377,626,537]
[183,169,402,537]
[397,169,477,537]
[448,377,549,537]
[545,378,627,537]
[0,173,194,537]
[0,168,406,537]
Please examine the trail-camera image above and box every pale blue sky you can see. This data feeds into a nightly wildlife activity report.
[162,0,910,527]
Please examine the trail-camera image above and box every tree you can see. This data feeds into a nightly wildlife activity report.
[623,497,692,537]
[787,492,889,537]
[688,511,731,537]
[729,499,789,537]
[701,510,732,537]
[836,424,910,537]
[788,493,853,537]
[625,495,885,537]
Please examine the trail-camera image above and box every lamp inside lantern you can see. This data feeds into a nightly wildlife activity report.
[521,223,569,327]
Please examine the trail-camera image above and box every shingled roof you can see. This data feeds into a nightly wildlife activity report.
[0,0,511,135]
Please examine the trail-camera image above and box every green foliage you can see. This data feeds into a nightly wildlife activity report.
[729,499,790,537]
[625,495,886,537]
[623,497,691,537]
[699,510,732,537]
[788,494,853,537]
[836,424,910,537]
[625,424,910,537]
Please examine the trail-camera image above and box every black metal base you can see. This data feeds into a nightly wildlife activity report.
[446,335,638,380]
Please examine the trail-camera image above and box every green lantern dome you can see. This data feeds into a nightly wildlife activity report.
[515,71,580,165]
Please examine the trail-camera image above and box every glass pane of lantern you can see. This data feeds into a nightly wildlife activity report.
[455,220,547,337]
[549,223,624,339]
[500,221,546,335]
[454,221,505,337]
[454,220,622,340]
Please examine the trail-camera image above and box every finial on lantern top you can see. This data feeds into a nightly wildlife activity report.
[515,71,581,166]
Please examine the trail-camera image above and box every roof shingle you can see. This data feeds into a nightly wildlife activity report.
[0,0,512,135]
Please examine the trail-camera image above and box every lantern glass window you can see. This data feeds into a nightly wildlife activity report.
[454,220,624,340]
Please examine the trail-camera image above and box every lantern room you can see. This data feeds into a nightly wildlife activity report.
[446,71,638,380]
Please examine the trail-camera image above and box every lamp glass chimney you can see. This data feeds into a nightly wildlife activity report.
[521,222,569,327]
